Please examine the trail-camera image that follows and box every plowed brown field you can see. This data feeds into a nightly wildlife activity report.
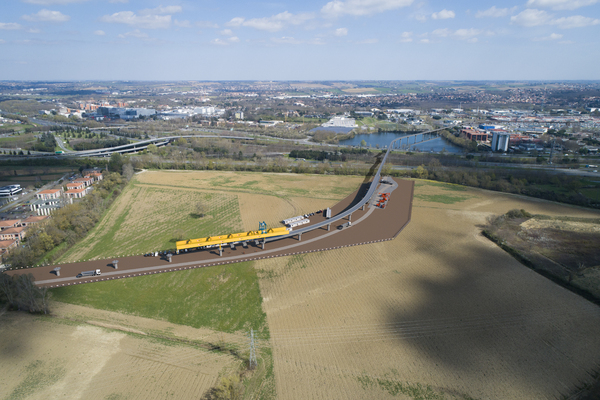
[0,305,241,400]
[257,180,600,399]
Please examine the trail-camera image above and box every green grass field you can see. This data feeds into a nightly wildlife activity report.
[56,184,244,262]
[50,261,269,336]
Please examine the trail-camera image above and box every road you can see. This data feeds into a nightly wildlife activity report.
[53,135,72,153]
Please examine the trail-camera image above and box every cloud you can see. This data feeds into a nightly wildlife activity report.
[511,9,600,28]
[118,29,148,39]
[334,27,348,36]
[94,29,105,35]
[271,36,303,44]
[526,0,598,10]
[321,0,414,17]
[100,11,171,29]
[429,28,482,41]
[431,28,451,37]
[139,5,182,15]
[400,31,412,42]
[552,15,600,28]
[22,9,70,23]
[414,14,427,22]
[211,36,240,45]
[226,11,314,32]
[533,32,563,40]
[27,28,41,33]
[0,39,5,44]
[22,0,87,4]
[109,0,128,3]
[174,19,191,28]
[196,21,219,29]
[431,9,455,20]
[453,28,482,40]
[510,9,552,26]
[0,22,22,30]
[219,29,234,36]
[476,6,516,18]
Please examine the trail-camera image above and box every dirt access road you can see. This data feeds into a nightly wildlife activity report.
[7,179,414,287]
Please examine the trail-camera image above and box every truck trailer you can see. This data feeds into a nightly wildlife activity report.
[77,269,101,278]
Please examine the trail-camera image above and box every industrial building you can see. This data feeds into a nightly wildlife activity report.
[491,132,511,152]
[88,106,156,120]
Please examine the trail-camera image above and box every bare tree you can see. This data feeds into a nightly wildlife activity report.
[122,163,134,181]
[195,201,207,218]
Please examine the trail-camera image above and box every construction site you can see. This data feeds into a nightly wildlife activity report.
[6,176,414,287]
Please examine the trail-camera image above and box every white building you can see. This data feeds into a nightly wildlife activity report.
[491,132,511,152]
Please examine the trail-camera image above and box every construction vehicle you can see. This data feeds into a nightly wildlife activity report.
[77,269,101,278]
[176,222,289,251]
[338,221,352,230]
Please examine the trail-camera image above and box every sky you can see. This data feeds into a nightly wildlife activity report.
[0,0,599,81]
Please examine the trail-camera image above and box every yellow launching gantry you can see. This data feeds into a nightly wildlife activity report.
[176,222,289,252]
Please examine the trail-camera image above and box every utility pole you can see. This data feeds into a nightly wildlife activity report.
[249,329,257,369]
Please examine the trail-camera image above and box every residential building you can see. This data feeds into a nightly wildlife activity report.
[0,219,21,231]
[85,171,103,182]
[0,227,26,241]
[37,189,63,200]
[66,182,86,191]
[20,215,49,227]
[73,177,94,187]
[0,239,18,252]
[30,198,62,215]
[65,188,89,200]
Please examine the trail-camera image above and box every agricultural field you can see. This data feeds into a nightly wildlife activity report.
[256,179,600,399]
[0,165,73,188]
[0,133,37,149]
[0,306,242,400]
[6,170,361,399]
[57,170,362,262]
[5,171,600,399]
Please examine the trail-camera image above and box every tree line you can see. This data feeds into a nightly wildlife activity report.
[72,137,129,151]
[0,273,49,314]
[4,169,130,269]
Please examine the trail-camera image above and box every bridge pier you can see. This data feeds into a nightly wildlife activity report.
[348,213,352,222]
[219,245,222,257]
[327,223,330,231]
[298,233,302,242]
[262,240,265,250]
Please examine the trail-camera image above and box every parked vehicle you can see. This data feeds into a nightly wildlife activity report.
[338,221,352,230]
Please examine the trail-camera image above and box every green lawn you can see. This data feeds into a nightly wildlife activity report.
[50,261,269,336]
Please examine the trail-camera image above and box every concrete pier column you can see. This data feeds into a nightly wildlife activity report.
[348,213,352,222]
[298,233,302,241]
[219,246,223,256]
[327,224,330,231]
[261,240,265,250]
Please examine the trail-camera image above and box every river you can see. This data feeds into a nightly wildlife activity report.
[338,132,464,154]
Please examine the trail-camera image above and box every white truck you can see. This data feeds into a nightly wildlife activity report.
[77,269,101,278]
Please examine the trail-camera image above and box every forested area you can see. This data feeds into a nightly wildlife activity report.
[32,132,57,152]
